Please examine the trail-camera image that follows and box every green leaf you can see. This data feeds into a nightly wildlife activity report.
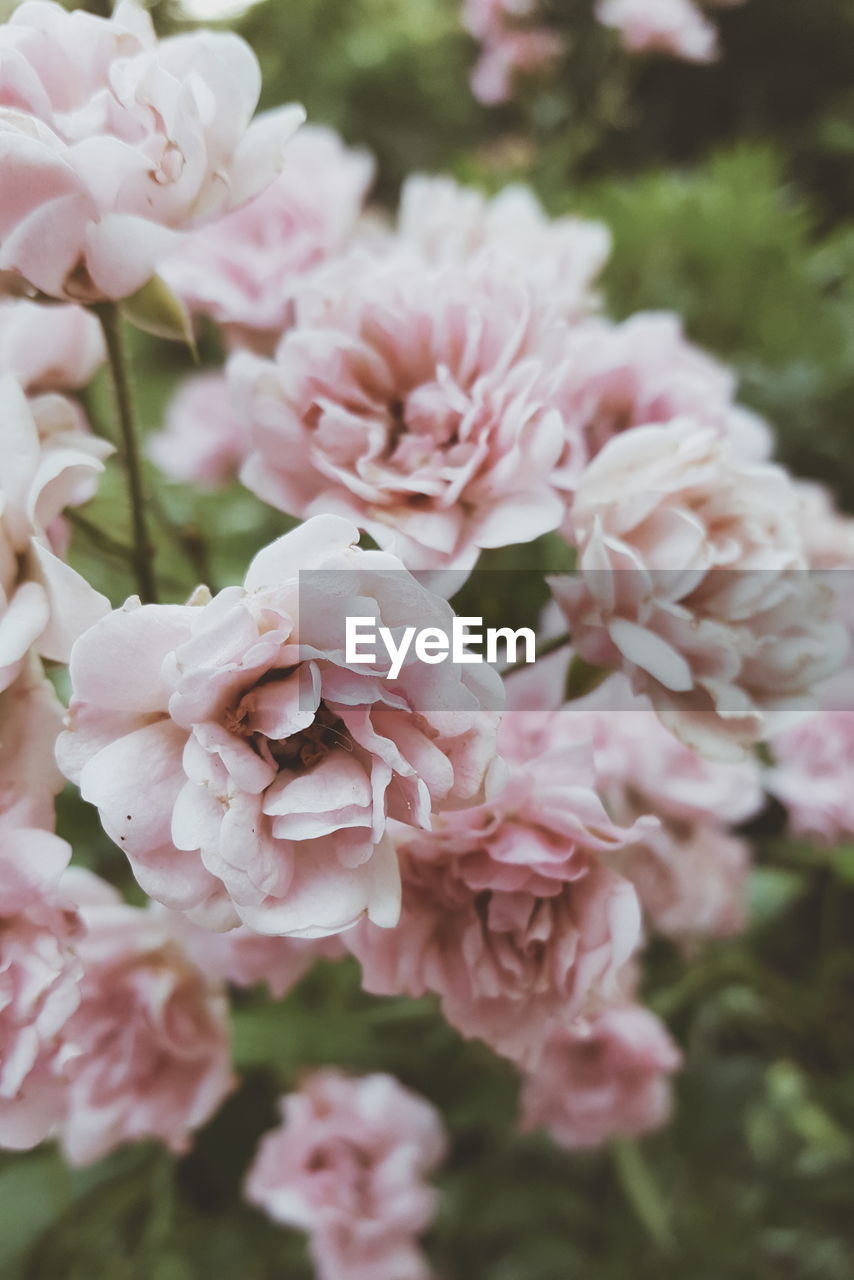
[830,845,854,883]
[611,1139,675,1253]
[121,275,196,353]
[0,1151,71,1269]
[747,867,805,926]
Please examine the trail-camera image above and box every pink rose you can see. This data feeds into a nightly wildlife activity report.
[348,706,646,1062]
[556,313,772,474]
[163,125,374,352]
[462,0,564,105]
[0,299,104,391]
[553,420,848,760]
[0,655,65,830]
[565,670,761,940]
[0,826,81,1150]
[232,252,583,572]
[57,869,234,1167]
[470,26,566,105]
[397,175,610,321]
[0,0,303,301]
[246,1070,446,1280]
[0,375,111,692]
[585,687,759,939]
[768,710,854,842]
[595,0,720,62]
[58,514,503,937]
[508,640,761,939]
[519,1004,682,1149]
[350,846,639,1064]
[149,371,248,490]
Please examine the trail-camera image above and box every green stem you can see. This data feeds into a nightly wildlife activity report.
[96,303,158,603]
[612,1139,675,1253]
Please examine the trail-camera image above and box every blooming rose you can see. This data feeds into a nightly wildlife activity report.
[0,655,64,830]
[507,628,762,938]
[162,125,374,352]
[0,826,81,1150]
[0,0,303,301]
[246,1070,446,1280]
[0,374,111,692]
[556,312,772,472]
[0,299,104,391]
[570,672,762,939]
[397,175,610,321]
[149,371,248,490]
[767,710,854,843]
[232,252,583,572]
[58,514,503,937]
[553,419,848,760]
[595,0,721,62]
[348,705,646,1062]
[519,1004,682,1149]
[58,869,234,1167]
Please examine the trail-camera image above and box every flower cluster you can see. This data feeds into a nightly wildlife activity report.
[462,0,748,105]
[0,1,845,1273]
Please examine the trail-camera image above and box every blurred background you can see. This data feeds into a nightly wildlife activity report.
[3,1,854,1277]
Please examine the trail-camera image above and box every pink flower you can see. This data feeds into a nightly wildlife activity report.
[0,655,65,830]
[348,708,646,1063]
[570,672,761,940]
[788,483,854,713]
[246,1070,446,1280]
[149,371,248,490]
[162,125,374,352]
[470,27,566,105]
[553,420,847,760]
[794,481,854,571]
[595,0,720,62]
[768,710,854,842]
[165,913,343,998]
[0,375,111,692]
[0,0,304,301]
[519,1004,682,1149]
[397,175,610,321]
[0,826,81,1150]
[462,0,564,105]
[556,312,772,474]
[58,515,503,937]
[57,869,234,1167]
[232,253,582,572]
[0,299,104,391]
[507,639,761,939]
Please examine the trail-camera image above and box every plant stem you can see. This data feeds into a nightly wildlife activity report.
[96,302,158,603]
